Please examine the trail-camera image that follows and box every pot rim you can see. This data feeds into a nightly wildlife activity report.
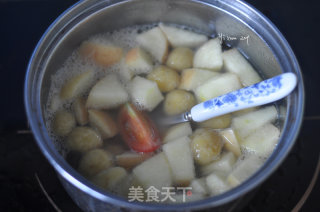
[24,0,304,210]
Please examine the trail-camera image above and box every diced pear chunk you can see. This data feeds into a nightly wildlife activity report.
[190,178,208,195]
[125,47,153,74]
[231,106,277,141]
[132,153,173,190]
[129,76,164,111]
[92,167,128,190]
[166,47,194,71]
[199,114,232,129]
[193,38,223,71]
[227,154,264,187]
[66,127,102,152]
[136,27,169,63]
[159,23,208,48]
[163,136,195,186]
[88,109,118,139]
[78,149,112,177]
[240,123,280,157]
[86,74,129,109]
[60,70,94,100]
[79,41,123,67]
[179,68,219,91]
[115,152,153,170]
[73,97,88,125]
[52,110,76,137]
[200,152,237,177]
[163,123,192,143]
[206,173,231,196]
[194,73,242,102]
[163,89,196,115]
[220,129,241,157]
[222,48,262,86]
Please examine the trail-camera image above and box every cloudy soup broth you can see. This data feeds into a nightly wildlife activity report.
[45,23,280,203]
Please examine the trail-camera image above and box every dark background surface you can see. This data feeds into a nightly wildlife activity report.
[0,0,319,211]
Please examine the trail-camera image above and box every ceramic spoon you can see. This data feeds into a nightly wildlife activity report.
[159,73,297,125]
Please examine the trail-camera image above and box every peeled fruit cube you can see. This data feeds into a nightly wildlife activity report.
[125,47,153,74]
[147,65,180,92]
[159,23,208,48]
[136,27,169,63]
[206,173,230,196]
[88,109,118,139]
[194,73,242,102]
[191,128,224,165]
[193,38,223,71]
[199,114,231,129]
[115,152,153,170]
[163,136,195,186]
[220,129,241,157]
[79,41,123,67]
[222,48,262,86]
[92,167,128,190]
[166,47,193,71]
[132,153,173,190]
[52,110,76,137]
[86,74,129,109]
[66,127,102,152]
[200,152,237,177]
[227,154,264,187]
[73,97,88,125]
[240,124,280,157]
[129,76,164,111]
[163,89,196,115]
[232,106,277,141]
[179,68,219,91]
[78,149,112,177]
[163,122,192,143]
[60,70,94,100]
[190,178,208,195]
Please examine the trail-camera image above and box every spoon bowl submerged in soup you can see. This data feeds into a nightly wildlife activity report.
[45,23,280,203]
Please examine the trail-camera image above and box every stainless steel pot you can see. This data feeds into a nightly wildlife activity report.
[24,0,304,211]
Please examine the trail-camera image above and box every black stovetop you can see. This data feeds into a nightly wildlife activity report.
[1,0,319,211]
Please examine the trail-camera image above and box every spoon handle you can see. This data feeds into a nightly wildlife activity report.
[190,73,297,122]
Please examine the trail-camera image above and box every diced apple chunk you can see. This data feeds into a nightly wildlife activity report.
[227,154,264,187]
[132,153,173,190]
[179,68,219,91]
[200,152,237,177]
[163,123,192,143]
[60,70,94,100]
[222,48,262,86]
[86,74,128,109]
[194,73,242,102]
[163,136,195,186]
[231,106,277,142]
[240,124,280,157]
[92,167,128,190]
[88,109,118,139]
[193,38,223,71]
[220,129,241,157]
[115,152,153,170]
[125,47,153,74]
[206,173,231,196]
[129,76,164,111]
[79,41,123,67]
[159,23,208,48]
[136,27,169,63]
[190,178,208,195]
[73,97,88,125]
